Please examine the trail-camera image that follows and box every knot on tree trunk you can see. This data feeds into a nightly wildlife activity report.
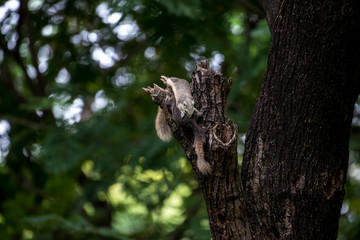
[212,122,237,147]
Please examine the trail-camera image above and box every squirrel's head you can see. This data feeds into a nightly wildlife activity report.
[179,99,195,118]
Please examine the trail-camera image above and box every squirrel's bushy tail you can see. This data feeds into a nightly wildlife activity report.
[195,140,211,174]
[155,107,172,142]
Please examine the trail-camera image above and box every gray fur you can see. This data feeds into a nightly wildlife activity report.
[166,77,195,118]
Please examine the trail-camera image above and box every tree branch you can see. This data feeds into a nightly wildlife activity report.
[19,0,45,96]
[0,115,42,129]
[19,0,46,96]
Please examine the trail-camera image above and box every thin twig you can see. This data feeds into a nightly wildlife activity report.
[0,115,42,129]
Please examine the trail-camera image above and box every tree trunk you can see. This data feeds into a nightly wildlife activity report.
[144,1,360,239]
[144,61,247,239]
[242,0,360,239]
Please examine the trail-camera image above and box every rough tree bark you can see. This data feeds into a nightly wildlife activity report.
[145,1,360,239]
[242,0,360,239]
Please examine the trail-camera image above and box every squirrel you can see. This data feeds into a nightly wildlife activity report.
[155,76,212,175]
[155,76,194,141]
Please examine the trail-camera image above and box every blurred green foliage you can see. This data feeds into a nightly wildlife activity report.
[0,0,359,239]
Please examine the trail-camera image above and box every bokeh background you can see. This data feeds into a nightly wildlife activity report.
[0,0,359,239]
